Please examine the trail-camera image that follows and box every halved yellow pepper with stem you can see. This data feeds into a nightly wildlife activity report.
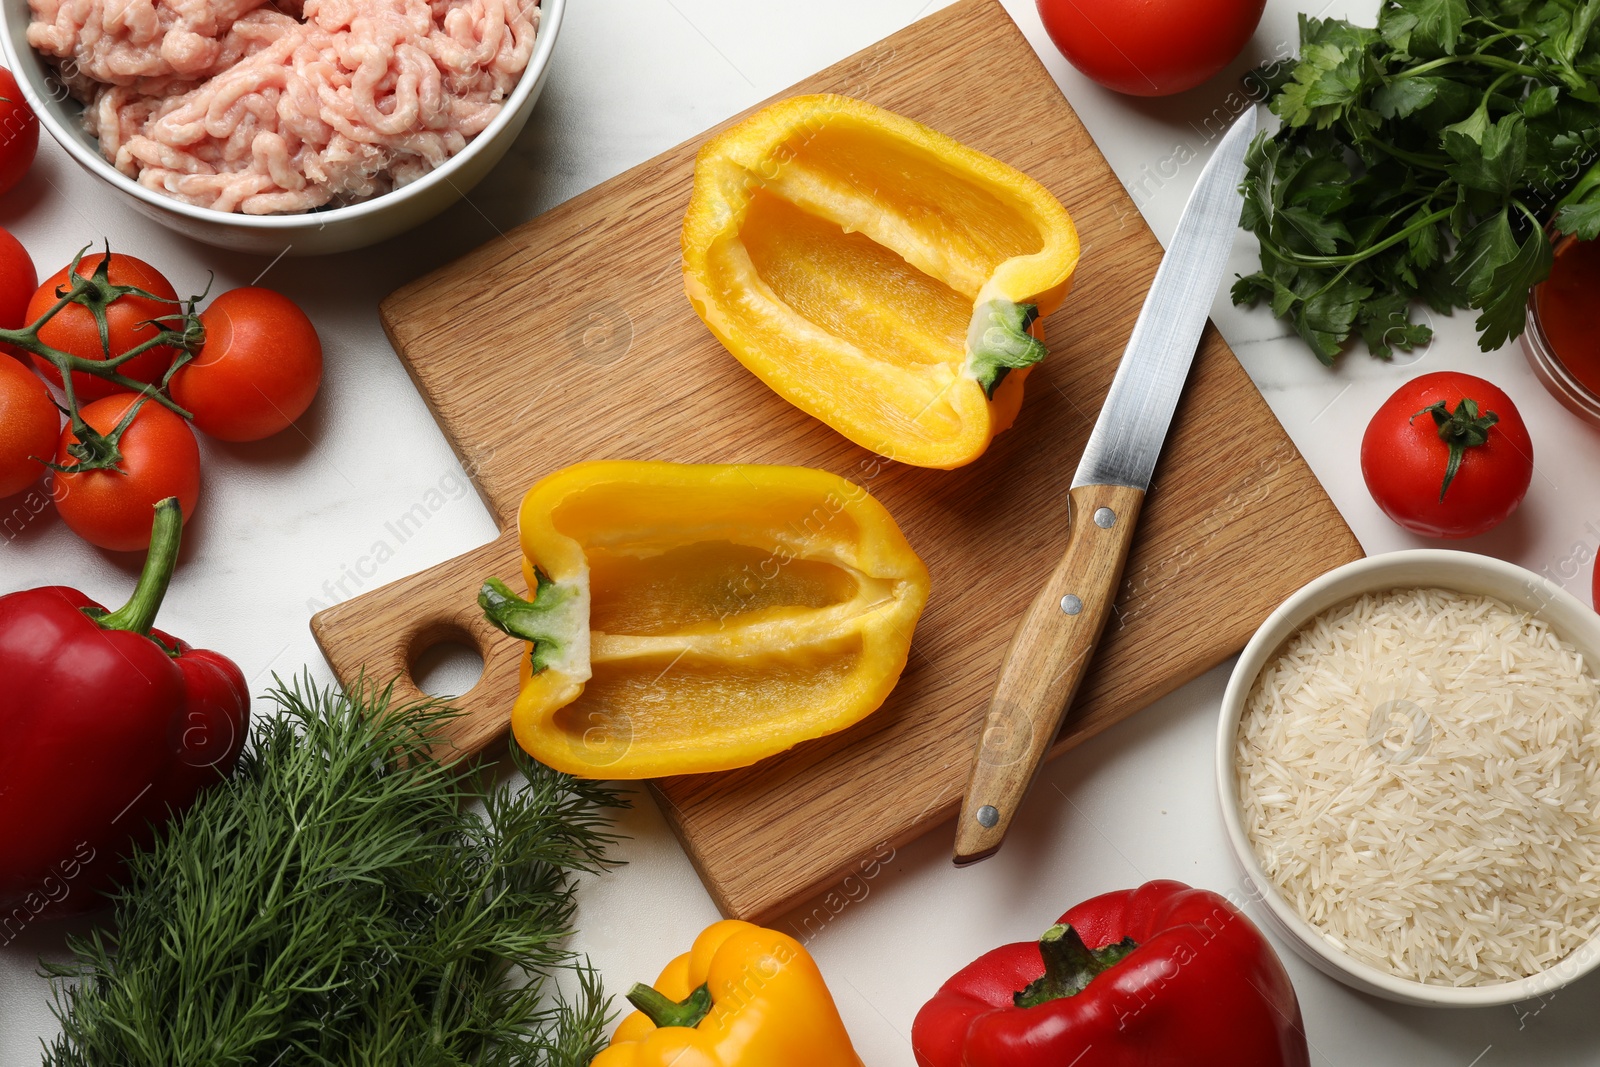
[478,460,930,779]
[682,94,1080,469]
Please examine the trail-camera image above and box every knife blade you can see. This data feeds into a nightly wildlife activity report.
[953,108,1257,866]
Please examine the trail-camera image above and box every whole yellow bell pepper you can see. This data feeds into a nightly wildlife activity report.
[682,94,1080,469]
[593,920,865,1067]
[478,460,930,779]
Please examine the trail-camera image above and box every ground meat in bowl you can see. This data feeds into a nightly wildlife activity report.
[28,0,538,213]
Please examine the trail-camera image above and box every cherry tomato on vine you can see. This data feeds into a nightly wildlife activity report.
[0,357,56,498]
[0,225,36,332]
[28,253,183,403]
[52,395,200,551]
[1360,372,1532,540]
[1036,0,1265,96]
[169,287,322,441]
[0,68,39,197]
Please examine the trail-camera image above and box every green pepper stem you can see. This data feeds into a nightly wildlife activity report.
[96,498,182,635]
[626,982,714,1029]
[966,300,1049,399]
[1013,924,1139,1009]
[478,571,579,674]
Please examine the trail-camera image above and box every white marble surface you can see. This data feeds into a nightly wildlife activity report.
[4,0,1600,1063]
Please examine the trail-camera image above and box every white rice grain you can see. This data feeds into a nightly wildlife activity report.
[1237,587,1600,986]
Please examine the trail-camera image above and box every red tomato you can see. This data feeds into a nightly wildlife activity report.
[0,225,36,333]
[0,68,39,197]
[52,395,200,551]
[1037,0,1265,96]
[0,357,57,497]
[1360,372,1532,539]
[169,287,322,441]
[28,253,183,403]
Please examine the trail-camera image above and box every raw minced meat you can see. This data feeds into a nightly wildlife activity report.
[28,0,537,214]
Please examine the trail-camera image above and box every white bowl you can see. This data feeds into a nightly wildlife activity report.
[1216,549,1600,1007]
[0,0,563,255]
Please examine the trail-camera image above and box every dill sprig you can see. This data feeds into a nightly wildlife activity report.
[42,674,625,1066]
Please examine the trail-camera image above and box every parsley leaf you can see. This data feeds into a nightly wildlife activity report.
[1237,0,1600,358]
[1361,289,1434,357]
[1392,0,1470,56]
[1473,216,1551,349]
[1374,76,1442,117]
[1554,158,1600,239]
[1445,114,1529,196]
[1556,199,1600,240]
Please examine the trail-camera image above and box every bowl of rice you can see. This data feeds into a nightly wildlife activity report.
[0,0,563,255]
[1218,549,1600,1007]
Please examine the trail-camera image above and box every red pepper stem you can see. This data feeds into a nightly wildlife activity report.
[626,982,714,1030]
[1013,924,1140,1009]
[95,498,182,636]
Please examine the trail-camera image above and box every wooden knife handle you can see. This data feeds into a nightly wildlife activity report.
[953,482,1145,866]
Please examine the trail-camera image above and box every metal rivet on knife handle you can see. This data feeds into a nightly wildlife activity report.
[976,805,999,828]
[956,483,1146,867]
[1093,507,1116,528]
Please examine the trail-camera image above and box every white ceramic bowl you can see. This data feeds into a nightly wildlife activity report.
[1216,549,1600,1007]
[0,0,563,255]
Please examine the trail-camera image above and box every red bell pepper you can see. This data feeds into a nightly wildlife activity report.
[912,880,1310,1067]
[0,497,248,918]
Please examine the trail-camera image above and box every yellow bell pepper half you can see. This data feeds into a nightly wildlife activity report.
[478,461,930,779]
[682,94,1080,469]
[593,920,865,1067]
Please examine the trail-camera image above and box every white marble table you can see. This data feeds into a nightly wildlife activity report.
[5,0,1600,1063]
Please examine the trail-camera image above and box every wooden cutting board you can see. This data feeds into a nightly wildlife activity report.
[311,0,1362,923]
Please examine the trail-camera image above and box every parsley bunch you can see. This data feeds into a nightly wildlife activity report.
[1233,0,1600,362]
[43,676,624,1067]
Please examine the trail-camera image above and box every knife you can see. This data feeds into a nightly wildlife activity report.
[953,108,1257,866]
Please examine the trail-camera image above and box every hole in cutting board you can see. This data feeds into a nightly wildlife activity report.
[411,627,486,700]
